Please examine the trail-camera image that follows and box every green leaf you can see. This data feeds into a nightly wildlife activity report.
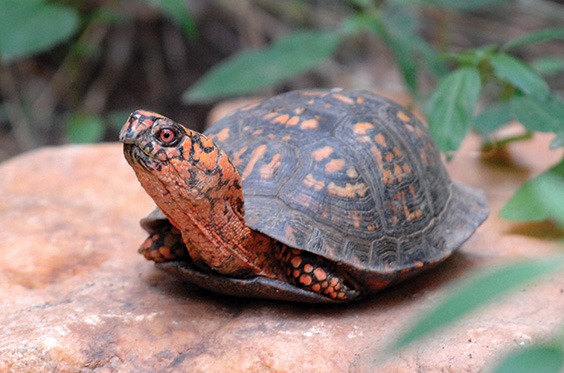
[503,28,564,51]
[490,54,550,99]
[493,344,564,373]
[500,159,564,227]
[389,257,564,352]
[427,67,482,152]
[551,131,564,150]
[360,11,444,95]
[532,57,564,77]
[365,15,418,93]
[511,95,564,133]
[0,0,79,62]
[184,30,340,103]
[473,100,513,134]
[143,0,197,38]
[66,114,105,143]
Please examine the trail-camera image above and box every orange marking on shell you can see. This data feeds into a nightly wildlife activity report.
[403,163,412,174]
[231,146,248,168]
[262,112,278,121]
[303,263,314,273]
[403,204,411,220]
[311,146,334,161]
[356,96,365,104]
[252,128,264,136]
[327,182,368,198]
[382,169,394,185]
[281,135,292,142]
[412,209,423,220]
[300,118,319,130]
[394,164,404,181]
[241,102,260,111]
[240,144,267,181]
[393,147,402,157]
[301,90,324,96]
[313,268,327,281]
[346,168,358,178]
[333,93,354,105]
[286,116,300,126]
[350,211,362,229]
[299,274,313,286]
[259,153,282,180]
[374,133,387,147]
[371,146,383,166]
[272,114,290,125]
[303,173,325,191]
[312,284,321,292]
[385,152,395,163]
[353,122,374,135]
[325,158,346,173]
[214,128,230,142]
[397,110,411,123]
[267,133,276,140]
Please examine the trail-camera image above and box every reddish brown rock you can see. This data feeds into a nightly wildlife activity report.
[0,126,562,371]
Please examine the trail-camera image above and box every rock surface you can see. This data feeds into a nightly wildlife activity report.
[0,121,562,371]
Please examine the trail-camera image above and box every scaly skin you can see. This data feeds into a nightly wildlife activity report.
[121,110,281,279]
[120,110,357,300]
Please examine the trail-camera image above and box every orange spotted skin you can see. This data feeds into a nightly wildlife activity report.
[120,89,488,303]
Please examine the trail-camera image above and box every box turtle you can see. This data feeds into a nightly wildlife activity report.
[120,88,488,303]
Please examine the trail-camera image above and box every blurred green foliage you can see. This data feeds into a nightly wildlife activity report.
[0,0,79,62]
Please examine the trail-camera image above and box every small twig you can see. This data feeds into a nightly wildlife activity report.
[0,65,38,150]
[80,24,135,113]
[32,21,111,123]
[140,25,168,103]
[482,131,534,150]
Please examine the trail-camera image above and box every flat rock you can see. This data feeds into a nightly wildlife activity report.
[0,124,562,371]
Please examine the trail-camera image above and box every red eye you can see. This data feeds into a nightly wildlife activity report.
[160,129,175,142]
[157,127,179,145]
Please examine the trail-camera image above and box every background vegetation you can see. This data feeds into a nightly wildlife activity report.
[0,0,562,370]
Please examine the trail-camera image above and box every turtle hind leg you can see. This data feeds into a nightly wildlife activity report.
[138,224,190,263]
[276,245,360,301]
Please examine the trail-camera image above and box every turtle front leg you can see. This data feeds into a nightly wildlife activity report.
[277,246,360,301]
[138,224,190,263]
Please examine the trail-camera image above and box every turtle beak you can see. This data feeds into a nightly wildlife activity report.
[119,111,143,145]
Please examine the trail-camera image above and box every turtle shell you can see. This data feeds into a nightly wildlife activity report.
[204,88,488,282]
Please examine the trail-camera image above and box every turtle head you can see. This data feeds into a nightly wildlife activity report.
[120,110,245,214]
[120,110,218,174]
